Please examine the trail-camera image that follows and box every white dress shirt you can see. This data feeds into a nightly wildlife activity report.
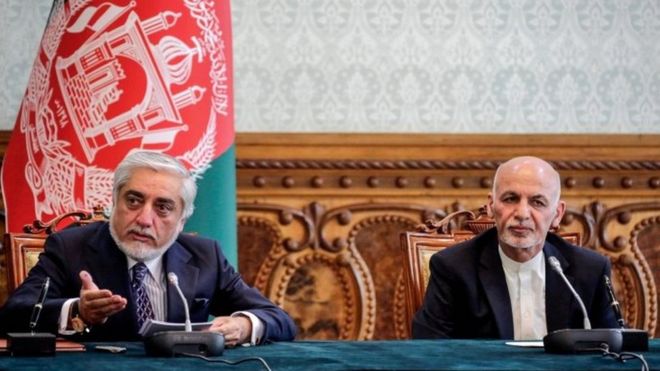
[127,256,167,321]
[499,246,547,340]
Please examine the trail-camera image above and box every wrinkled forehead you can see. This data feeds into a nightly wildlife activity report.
[493,158,561,201]
[120,168,185,203]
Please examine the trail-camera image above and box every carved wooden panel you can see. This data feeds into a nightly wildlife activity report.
[237,201,443,340]
[0,132,658,340]
[558,202,659,335]
[239,199,659,340]
[236,133,660,340]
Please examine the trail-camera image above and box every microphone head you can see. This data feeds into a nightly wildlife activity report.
[167,272,178,285]
[548,256,562,272]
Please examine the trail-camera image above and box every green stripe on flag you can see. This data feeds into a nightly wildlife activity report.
[185,145,237,267]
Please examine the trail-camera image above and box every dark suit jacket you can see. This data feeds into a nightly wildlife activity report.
[0,222,296,342]
[412,228,618,339]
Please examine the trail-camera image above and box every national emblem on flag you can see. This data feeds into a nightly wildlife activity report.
[2,0,237,262]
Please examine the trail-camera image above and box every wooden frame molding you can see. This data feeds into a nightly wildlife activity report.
[0,131,658,340]
[235,133,660,340]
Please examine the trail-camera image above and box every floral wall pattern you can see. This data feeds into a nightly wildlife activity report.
[2,0,659,133]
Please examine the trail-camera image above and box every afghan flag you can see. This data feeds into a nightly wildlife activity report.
[1,0,237,265]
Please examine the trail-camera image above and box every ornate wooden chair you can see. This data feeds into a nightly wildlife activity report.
[400,206,658,338]
[401,208,499,326]
[4,207,108,292]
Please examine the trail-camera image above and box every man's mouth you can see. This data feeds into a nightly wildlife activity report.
[128,230,155,242]
[508,225,532,235]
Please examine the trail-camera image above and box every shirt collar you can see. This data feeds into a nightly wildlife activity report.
[127,254,164,280]
[498,244,545,274]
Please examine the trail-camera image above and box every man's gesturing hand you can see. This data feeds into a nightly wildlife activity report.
[78,270,127,325]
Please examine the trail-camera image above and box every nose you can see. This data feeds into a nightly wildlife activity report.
[514,200,531,221]
[135,206,154,227]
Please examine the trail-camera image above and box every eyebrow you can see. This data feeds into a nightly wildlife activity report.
[155,198,177,207]
[124,190,177,207]
[500,191,549,202]
[124,190,144,198]
[531,196,551,205]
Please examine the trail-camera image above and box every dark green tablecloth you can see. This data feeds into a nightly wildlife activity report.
[0,339,656,370]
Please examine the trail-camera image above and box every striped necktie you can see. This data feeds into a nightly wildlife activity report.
[131,262,154,329]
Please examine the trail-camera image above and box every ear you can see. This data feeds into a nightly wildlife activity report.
[486,193,495,218]
[177,218,187,234]
[551,200,566,229]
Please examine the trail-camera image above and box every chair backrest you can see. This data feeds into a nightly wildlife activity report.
[400,207,581,337]
[4,207,108,293]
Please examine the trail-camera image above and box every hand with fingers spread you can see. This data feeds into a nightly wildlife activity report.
[78,270,127,325]
[207,316,252,347]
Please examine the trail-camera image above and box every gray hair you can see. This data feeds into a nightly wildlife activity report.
[113,151,197,220]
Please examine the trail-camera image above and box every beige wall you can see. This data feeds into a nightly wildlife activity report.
[2,1,660,133]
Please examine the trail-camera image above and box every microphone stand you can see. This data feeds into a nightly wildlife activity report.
[143,273,224,357]
[542,257,623,354]
[603,275,649,351]
[7,277,56,356]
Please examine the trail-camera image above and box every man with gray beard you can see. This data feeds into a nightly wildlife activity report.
[0,151,296,344]
[412,156,618,340]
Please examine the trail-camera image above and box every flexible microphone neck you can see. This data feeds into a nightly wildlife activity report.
[145,273,224,357]
[548,256,591,330]
[167,272,192,332]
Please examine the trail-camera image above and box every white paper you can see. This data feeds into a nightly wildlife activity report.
[505,341,544,348]
[138,319,213,337]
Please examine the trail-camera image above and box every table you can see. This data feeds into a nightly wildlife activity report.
[0,339,657,370]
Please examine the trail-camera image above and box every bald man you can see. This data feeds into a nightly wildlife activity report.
[412,156,618,340]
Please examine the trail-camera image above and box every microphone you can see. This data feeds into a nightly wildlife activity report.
[29,276,50,332]
[602,275,649,351]
[143,272,224,357]
[603,275,624,328]
[167,273,192,332]
[543,256,623,354]
[7,277,56,356]
[548,257,591,330]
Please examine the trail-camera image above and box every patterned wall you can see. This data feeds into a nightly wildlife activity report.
[2,0,660,133]
[0,1,53,131]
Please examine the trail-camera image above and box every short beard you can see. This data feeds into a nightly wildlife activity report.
[109,219,178,262]
[501,233,543,250]
[508,241,534,249]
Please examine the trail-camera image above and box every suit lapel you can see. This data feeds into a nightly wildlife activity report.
[85,226,130,296]
[544,242,573,332]
[163,241,199,323]
[83,223,135,331]
[479,240,513,339]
